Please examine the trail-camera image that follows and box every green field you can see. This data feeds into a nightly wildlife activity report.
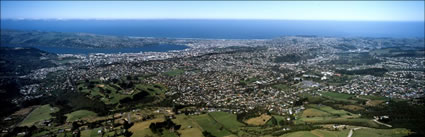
[307,104,354,117]
[135,83,167,95]
[239,77,258,85]
[19,104,59,126]
[80,128,103,137]
[129,116,165,137]
[301,108,331,117]
[280,129,349,137]
[78,82,131,105]
[31,131,51,137]
[245,114,272,126]
[209,112,245,132]
[296,104,380,128]
[56,132,73,137]
[162,130,179,137]
[65,110,97,122]
[280,131,318,137]
[130,127,156,137]
[77,77,167,106]
[128,112,242,137]
[164,69,185,76]
[352,128,410,137]
[193,114,233,137]
[272,84,292,91]
[359,95,387,100]
[172,115,204,137]
[321,92,355,103]
[80,129,92,137]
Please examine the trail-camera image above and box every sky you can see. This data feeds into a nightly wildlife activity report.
[1,1,424,21]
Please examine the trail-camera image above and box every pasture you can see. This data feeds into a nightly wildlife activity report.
[297,104,381,128]
[352,128,410,137]
[172,115,204,137]
[321,92,355,103]
[164,69,185,76]
[280,129,349,137]
[301,108,331,118]
[129,117,165,137]
[193,114,233,137]
[244,114,272,126]
[65,110,97,122]
[19,104,59,126]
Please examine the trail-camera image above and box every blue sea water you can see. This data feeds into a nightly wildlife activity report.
[1,19,424,39]
[1,19,424,54]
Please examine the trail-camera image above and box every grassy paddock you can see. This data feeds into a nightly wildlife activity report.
[65,110,97,122]
[321,92,356,103]
[129,117,165,137]
[244,114,272,126]
[209,112,245,132]
[279,129,349,137]
[301,108,331,117]
[352,128,410,137]
[164,69,185,76]
[19,104,59,127]
[172,114,204,137]
[193,114,233,137]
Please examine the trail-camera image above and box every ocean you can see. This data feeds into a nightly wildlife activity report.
[1,19,424,39]
[1,19,423,54]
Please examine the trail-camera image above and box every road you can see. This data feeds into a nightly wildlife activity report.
[373,119,392,128]
[347,127,363,137]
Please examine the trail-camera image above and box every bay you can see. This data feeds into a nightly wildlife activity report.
[1,19,424,39]
[20,44,189,54]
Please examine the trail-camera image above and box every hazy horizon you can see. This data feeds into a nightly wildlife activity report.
[2,19,424,38]
[1,1,424,21]
[2,18,425,22]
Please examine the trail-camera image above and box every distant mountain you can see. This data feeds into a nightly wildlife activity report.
[1,29,163,49]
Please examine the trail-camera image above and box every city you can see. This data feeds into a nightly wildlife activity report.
[1,1,424,137]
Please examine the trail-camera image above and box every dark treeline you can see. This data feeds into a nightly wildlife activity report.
[336,68,388,76]
[0,47,58,76]
[274,54,302,63]
[48,92,110,125]
[331,52,381,65]
[361,101,425,136]
[0,80,22,117]
[236,107,266,124]
[333,43,357,51]
[149,118,181,135]
[119,90,154,104]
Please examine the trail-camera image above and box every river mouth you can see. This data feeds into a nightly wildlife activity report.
[31,44,189,54]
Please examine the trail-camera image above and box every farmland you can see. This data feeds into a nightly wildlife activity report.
[164,69,185,76]
[76,76,167,106]
[193,114,233,137]
[172,115,204,137]
[244,114,272,126]
[129,117,165,137]
[19,104,59,127]
[9,87,415,137]
[351,128,410,137]
[65,110,97,122]
[280,129,349,137]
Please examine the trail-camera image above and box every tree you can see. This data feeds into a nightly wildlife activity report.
[71,122,80,131]
[269,117,278,126]
[123,120,133,130]
[123,131,132,137]
[202,131,216,137]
